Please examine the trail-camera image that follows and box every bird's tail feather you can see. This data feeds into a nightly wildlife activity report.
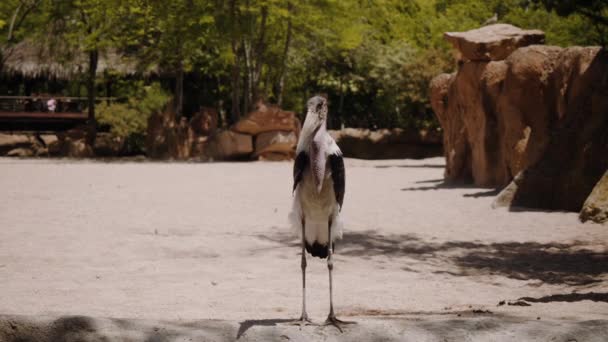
[305,241,330,259]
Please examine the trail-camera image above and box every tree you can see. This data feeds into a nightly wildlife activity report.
[44,0,122,145]
[0,0,42,74]
[533,0,608,46]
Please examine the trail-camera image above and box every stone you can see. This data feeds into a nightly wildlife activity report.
[61,138,93,158]
[444,24,545,61]
[39,134,58,147]
[232,101,299,135]
[328,128,442,160]
[0,134,31,147]
[6,147,34,157]
[492,171,525,209]
[257,151,294,161]
[254,131,297,157]
[580,171,608,224]
[206,130,253,160]
[0,134,36,155]
[93,133,125,157]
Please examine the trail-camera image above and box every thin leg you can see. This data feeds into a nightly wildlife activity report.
[324,219,354,332]
[289,219,313,327]
[299,220,310,321]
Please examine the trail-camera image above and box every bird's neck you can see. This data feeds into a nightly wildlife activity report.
[297,120,326,153]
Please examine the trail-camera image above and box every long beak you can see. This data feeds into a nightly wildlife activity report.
[301,110,320,133]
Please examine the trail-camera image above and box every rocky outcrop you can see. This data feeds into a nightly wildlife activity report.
[254,131,297,160]
[445,24,545,61]
[0,134,42,156]
[0,131,93,158]
[431,24,608,215]
[93,133,125,157]
[580,172,608,224]
[145,100,299,161]
[329,128,442,160]
[232,101,300,136]
[206,130,253,160]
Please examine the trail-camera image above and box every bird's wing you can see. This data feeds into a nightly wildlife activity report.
[293,151,308,193]
[328,152,345,210]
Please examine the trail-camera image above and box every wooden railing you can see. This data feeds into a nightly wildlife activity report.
[0,96,119,114]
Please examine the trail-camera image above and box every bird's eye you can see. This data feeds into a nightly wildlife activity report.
[316,103,323,111]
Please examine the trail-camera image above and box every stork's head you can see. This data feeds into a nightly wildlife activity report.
[301,95,328,136]
[307,95,328,122]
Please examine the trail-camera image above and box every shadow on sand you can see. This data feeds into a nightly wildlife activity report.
[257,230,608,286]
[236,319,292,339]
[519,292,608,304]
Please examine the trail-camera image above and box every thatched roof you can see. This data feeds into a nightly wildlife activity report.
[1,40,157,79]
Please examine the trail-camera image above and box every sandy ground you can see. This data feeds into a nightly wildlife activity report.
[0,157,606,341]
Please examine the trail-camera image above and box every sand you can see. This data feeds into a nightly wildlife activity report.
[0,157,606,341]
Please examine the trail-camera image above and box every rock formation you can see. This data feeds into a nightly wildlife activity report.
[580,172,608,224]
[430,24,608,216]
[226,100,300,161]
[329,128,443,160]
[444,24,545,61]
[205,130,253,160]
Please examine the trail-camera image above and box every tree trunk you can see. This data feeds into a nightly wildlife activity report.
[229,0,241,123]
[277,2,293,106]
[338,76,345,125]
[174,65,184,116]
[86,49,99,146]
[252,5,268,103]
[105,77,112,104]
[242,37,252,112]
[7,3,22,42]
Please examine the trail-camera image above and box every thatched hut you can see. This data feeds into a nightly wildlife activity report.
[0,39,155,79]
[0,40,157,131]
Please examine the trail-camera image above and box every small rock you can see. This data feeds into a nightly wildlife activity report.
[7,147,34,157]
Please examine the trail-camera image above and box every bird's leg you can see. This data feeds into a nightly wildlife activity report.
[289,219,313,327]
[324,219,354,332]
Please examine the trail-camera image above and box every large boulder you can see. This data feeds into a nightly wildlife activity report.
[93,133,125,157]
[60,138,93,158]
[6,147,35,157]
[445,24,545,61]
[254,130,296,158]
[0,133,51,157]
[0,134,32,152]
[232,101,299,135]
[580,171,608,224]
[206,130,253,160]
[328,128,443,160]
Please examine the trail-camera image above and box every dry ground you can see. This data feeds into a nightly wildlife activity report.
[0,157,606,341]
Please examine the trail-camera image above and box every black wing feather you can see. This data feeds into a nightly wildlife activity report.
[293,151,308,193]
[328,154,345,210]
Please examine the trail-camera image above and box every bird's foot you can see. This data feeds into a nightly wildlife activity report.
[288,314,314,329]
[324,314,355,333]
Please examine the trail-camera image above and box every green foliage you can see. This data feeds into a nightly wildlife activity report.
[97,83,169,138]
[1,0,603,132]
